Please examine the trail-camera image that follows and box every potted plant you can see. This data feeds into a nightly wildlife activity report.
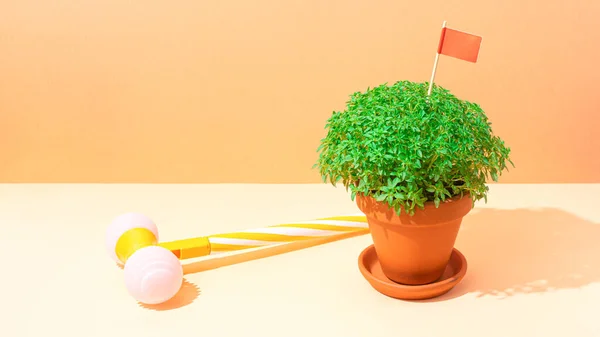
[315,80,513,289]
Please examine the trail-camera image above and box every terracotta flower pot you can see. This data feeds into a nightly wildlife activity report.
[356,193,473,285]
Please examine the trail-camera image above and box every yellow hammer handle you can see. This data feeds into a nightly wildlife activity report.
[157,215,368,260]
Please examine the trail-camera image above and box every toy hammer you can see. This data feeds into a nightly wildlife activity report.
[106,212,369,304]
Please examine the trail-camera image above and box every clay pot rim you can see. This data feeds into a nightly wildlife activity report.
[355,192,473,226]
[356,191,472,208]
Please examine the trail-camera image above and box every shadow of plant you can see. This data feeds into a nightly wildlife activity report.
[439,207,600,299]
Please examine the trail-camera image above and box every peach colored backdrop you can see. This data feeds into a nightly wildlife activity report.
[1,0,598,183]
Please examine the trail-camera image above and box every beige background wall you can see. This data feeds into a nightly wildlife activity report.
[1,0,598,183]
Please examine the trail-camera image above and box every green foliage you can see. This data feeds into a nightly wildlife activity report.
[315,80,513,216]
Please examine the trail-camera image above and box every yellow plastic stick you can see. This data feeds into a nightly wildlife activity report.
[157,215,368,260]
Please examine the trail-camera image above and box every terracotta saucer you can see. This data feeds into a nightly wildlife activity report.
[358,244,467,300]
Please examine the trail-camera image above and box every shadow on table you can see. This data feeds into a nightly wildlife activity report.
[139,279,201,311]
[425,207,600,301]
[115,263,202,311]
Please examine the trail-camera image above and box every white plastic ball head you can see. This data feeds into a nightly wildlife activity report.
[105,212,159,264]
[123,245,184,305]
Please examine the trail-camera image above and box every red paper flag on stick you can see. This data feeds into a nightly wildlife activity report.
[427,21,482,95]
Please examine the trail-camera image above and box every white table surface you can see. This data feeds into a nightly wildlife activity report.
[1,183,599,336]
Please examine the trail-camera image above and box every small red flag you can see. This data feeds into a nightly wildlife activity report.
[437,27,482,63]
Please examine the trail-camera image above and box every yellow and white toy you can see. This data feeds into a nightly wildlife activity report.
[106,212,369,305]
